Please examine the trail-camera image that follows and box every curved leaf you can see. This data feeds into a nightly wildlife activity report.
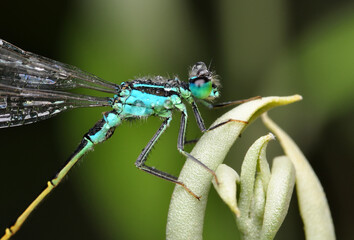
[261,156,295,240]
[262,113,335,240]
[166,95,302,240]
[212,164,240,216]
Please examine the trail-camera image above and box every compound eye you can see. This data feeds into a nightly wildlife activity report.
[189,76,212,99]
[193,77,207,87]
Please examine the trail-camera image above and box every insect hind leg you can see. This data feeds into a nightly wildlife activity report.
[134,117,201,200]
[207,119,248,131]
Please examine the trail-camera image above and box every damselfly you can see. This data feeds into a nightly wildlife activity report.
[0,39,257,239]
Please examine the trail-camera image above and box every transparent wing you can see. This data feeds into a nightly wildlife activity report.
[0,39,117,128]
[0,39,117,93]
[0,83,111,128]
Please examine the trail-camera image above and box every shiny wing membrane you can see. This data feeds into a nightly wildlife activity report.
[0,39,116,128]
[0,39,117,92]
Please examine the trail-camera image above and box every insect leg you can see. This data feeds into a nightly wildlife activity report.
[134,117,200,200]
[191,101,207,132]
[207,118,248,131]
[1,111,121,240]
[202,96,262,109]
[190,100,246,143]
[177,109,219,184]
[197,96,262,132]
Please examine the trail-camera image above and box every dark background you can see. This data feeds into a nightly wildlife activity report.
[1,0,353,239]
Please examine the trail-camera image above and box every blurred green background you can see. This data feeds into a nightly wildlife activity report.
[1,0,353,239]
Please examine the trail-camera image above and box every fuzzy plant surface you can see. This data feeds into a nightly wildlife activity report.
[166,95,306,239]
